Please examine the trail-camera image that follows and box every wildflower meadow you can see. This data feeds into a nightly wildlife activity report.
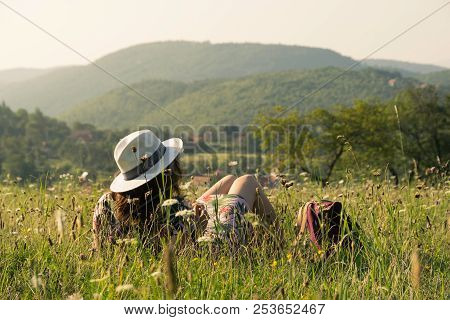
[0,172,448,300]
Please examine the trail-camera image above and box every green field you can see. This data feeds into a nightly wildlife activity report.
[0,175,448,300]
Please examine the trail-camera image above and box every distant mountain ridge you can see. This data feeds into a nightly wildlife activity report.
[0,41,356,115]
[0,68,52,86]
[364,59,447,75]
[1,41,448,124]
[414,70,450,88]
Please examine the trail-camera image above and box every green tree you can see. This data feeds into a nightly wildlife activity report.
[393,87,449,170]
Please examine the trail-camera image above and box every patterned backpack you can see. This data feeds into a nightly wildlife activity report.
[296,201,357,255]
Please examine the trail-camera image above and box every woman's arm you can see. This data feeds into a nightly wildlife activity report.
[92,192,115,250]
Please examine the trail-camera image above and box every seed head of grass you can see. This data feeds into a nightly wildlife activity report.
[115,284,134,293]
[228,160,238,167]
[162,199,179,207]
[197,235,214,243]
[163,242,178,298]
[67,292,83,300]
[411,246,421,291]
[54,209,65,242]
[175,209,195,218]
[31,274,44,290]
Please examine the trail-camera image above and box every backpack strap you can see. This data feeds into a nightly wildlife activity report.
[296,201,312,234]
[296,201,323,250]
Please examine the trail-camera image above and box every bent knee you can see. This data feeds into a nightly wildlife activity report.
[223,174,237,182]
[236,174,257,184]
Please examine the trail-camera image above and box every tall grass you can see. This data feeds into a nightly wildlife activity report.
[0,175,448,299]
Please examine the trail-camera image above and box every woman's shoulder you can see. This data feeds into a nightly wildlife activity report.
[94,192,115,218]
[98,192,113,203]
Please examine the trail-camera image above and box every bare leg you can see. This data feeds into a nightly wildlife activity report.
[199,175,236,198]
[228,174,276,224]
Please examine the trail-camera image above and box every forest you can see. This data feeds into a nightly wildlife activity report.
[0,86,447,183]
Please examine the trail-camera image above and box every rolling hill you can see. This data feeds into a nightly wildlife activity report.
[364,59,447,75]
[0,68,53,87]
[0,41,356,115]
[414,70,450,88]
[61,67,420,129]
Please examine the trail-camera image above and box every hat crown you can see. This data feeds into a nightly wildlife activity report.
[114,130,161,174]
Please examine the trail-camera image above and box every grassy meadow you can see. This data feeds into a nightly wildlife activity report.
[0,174,448,300]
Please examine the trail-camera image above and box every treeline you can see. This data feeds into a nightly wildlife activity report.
[255,86,449,184]
[0,102,126,180]
[0,103,250,180]
[0,86,448,183]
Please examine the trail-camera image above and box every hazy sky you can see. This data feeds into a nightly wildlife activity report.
[0,0,449,70]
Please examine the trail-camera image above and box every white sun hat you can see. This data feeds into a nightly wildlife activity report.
[110,130,183,193]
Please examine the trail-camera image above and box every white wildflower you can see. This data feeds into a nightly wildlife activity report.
[78,171,89,182]
[67,292,83,300]
[197,235,214,243]
[180,181,192,190]
[162,199,179,207]
[31,274,44,289]
[90,275,110,283]
[228,160,238,167]
[54,209,66,241]
[175,209,195,218]
[115,284,134,293]
[151,271,163,280]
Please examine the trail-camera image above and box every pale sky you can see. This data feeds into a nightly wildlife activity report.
[0,0,449,70]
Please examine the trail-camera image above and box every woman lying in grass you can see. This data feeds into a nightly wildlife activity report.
[92,129,276,251]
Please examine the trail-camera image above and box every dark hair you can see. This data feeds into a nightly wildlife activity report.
[111,156,182,227]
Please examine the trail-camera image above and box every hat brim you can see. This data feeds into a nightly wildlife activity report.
[110,138,183,193]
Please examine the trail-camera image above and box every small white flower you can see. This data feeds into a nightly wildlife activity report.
[31,274,44,289]
[67,292,83,300]
[180,181,192,190]
[90,275,110,283]
[127,197,139,204]
[115,284,134,293]
[78,171,89,182]
[93,293,102,300]
[338,179,344,184]
[175,209,195,217]
[228,160,238,167]
[54,209,66,240]
[162,199,179,207]
[197,235,214,243]
[151,271,163,279]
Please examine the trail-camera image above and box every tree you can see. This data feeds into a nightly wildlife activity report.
[393,86,449,171]
[254,106,346,184]
[253,88,446,184]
